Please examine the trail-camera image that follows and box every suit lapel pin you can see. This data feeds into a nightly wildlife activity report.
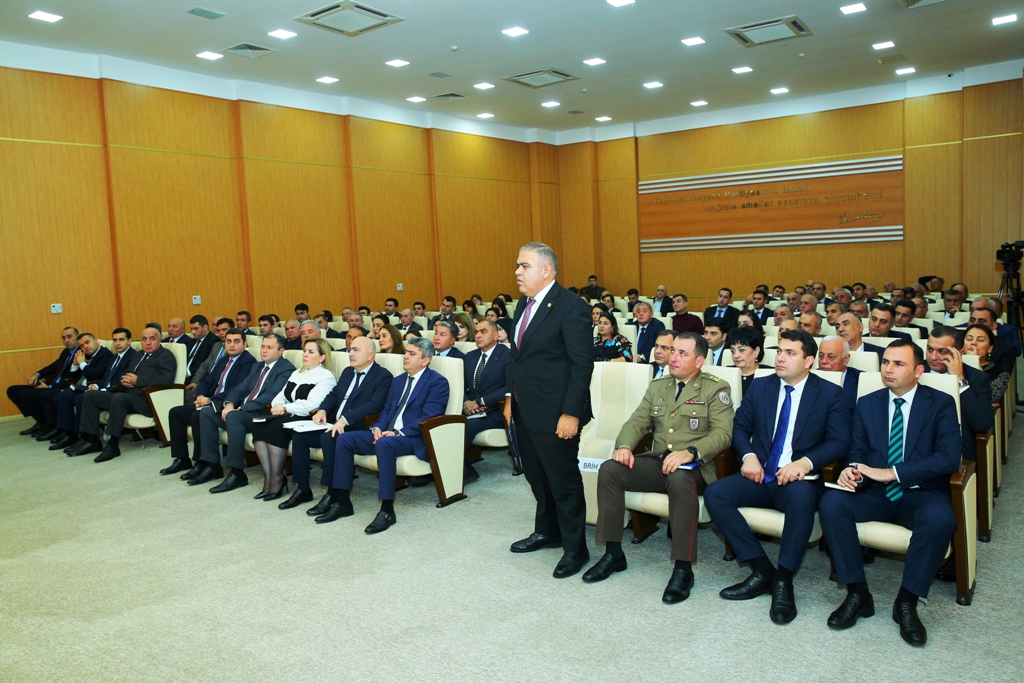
[547,303,552,308]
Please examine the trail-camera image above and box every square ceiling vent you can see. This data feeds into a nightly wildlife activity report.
[296,1,403,37]
[899,0,946,7]
[503,68,578,89]
[224,43,276,58]
[726,16,812,47]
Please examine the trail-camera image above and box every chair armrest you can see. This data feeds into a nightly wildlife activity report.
[363,413,380,429]
[949,460,977,605]
[821,460,843,482]
[950,460,976,490]
[420,414,468,507]
[143,384,186,444]
[714,448,738,480]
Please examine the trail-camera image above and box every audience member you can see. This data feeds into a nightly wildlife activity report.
[704,288,739,328]
[671,294,704,334]
[397,309,423,332]
[579,275,606,301]
[594,313,634,362]
[184,315,216,382]
[258,315,275,335]
[748,290,771,325]
[651,285,672,315]
[37,333,114,446]
[729,325,767,397]
[383,298,399,316]
[649,330,673,379]
[774,304,794,326]
[799,311,823,337]
[963,324,1008,402]
[630,302,665,363]
[432,320,465,359]
[601,292,621,314]
[283,319,303,350]
[460,320,512,484]
[294,303,310,323]
[817,335,860,415]
[429,296,457,329]
[378,324,405,355]
[453,312,476,341]
[703,320,729,366]
[925,326,993,461]
[9,327,81,437]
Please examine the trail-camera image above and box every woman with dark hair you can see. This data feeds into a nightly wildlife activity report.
[600,292,621,315]
[964,324,1008,402]
[490,297,509,318]
[378,324,405,355]
[734,311,764,335]
[591,303,608,336]
[485,307,501,323]
[593,312,633,362]
[500,293,514,304]
[404,329,422,341]
[495,317,513,344]
[462,300,479,317]
[728,325,767,397]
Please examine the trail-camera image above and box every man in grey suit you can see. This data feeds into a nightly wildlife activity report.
[185,334,294,492]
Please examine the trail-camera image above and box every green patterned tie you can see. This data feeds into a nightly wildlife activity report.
[885,397,906,501]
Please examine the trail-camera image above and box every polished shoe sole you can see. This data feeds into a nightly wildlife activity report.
[582,561,627,583]
[827,607,875,630]
[770,607,798,625]
[510,539,563,554]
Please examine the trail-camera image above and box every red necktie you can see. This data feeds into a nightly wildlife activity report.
[516,298,537,348]
[244,365,270,404]
[215,357,235,395]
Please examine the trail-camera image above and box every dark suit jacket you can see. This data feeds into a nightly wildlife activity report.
[325,328,345,339]
[908,323,929,339]
[924,364,993,461]
[650,297,673,315]
[508,280,595,433]
[191,342,225,386]
[464,344,511,414]
[166,335,195,353]
[224,358,296,412]
[398,322,423,333]
[862,342,886,361]
[628,318,666,364]
[38,347,80,388]
[428,313,454,330]
[96,348,136,390]
[578,285,606,301]
[877,330,911,341]
[671,312,704,334]
[318,362,391,429]
[80,347,115,385]
[704,305,740,329]
[732,373,851,472]
[848,384,961,495]
[284,337,303,351]
[841,367,862,417]
[196,351,256,401]
[114,346,177,396]
[185,333,217,379]
[436,346,466,360]
[373,367,450,457]
[750,308,772,325]
[992,335,1017,376]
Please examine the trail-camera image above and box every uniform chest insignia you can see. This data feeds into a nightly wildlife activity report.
[684,399,704,405]
[689,418,699,430]
[718,390,731,406]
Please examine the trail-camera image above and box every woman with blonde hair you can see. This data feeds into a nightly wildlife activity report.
[453,312,476,342]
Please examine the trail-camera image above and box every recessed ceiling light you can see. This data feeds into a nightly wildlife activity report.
[268,29,296,39]
[595,116,612,122]
[407,96,426,103]
[681,37,705,46]
[690,100,708,107]
[583,58,606,66]
[840,4,867,14]
[542,101,560,108]
[771,87,789,95]
[28,10,62,22]
[872,41,895,50]
[732,66,753,74]
[993,14,1018,25]
[502,27,528,37]
[474,82,495,90]
[477,113,494,119]
[895,67,916,75]
[385,59,409,67]
[316,76,339,84]
[197,51,223,61]
[643,81,663,89]
[607,0,635,6]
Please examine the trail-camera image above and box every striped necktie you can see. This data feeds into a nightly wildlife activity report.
[474,352,487,389]
[885,397,906,501]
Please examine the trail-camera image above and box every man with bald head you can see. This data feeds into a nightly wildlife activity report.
[165,317,195,355]
[817,335,860,416]
[397,309,423,333]
[800,311,823,337]
[651,284,672,315]
[883,282,896,294]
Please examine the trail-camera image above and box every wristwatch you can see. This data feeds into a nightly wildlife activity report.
[958,378,970,389]
[685,446,700,463]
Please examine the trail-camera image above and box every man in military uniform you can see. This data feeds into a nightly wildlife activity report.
[582,331,734,604]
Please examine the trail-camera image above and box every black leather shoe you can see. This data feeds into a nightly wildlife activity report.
[307,493,335,516]
[553,550,590,579]
[279,487,314,510]
[582,553,627,583]
[364,510,396,534]
[253,491,268,500]
[209,472,248,493]
[20,422,44,436]
[662,566,695,604]
[464,465,480,484]
[93,443,121,463]
[48,431,67,444]
[160,458,191,476]
[314,501,354,524]
[35,428,59,442]
[769,581,798,624]
[510,533,563,553]
[185,465,218,485]
[892,601,926,646]
[64,438,86,454]
[68,440,100,457]
[263,481,289,502]
[720,571,774,600]
[827,592,875,630]
[49,434,75,451]
[407,474,433,488]
[181,463,204,481]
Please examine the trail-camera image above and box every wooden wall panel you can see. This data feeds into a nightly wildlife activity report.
[558,143,600,286]
[239,102,345,166]
[432,130,530,182]
[529,143,561,251]
[0,69,102,145]
[349,117,429,174]
[964,80,1023,139]
[597,139,640,295]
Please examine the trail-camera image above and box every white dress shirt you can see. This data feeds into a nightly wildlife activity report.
[743,374,815,477]
[468,347,494,420]
[392,367,425,433]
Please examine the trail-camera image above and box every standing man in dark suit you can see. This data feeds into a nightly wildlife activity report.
[77,325,177,463]
[924,327,993,462]
[704,288,740,328]
[704,329,851,624]
[60,329,136,455]
[629,302,666,364]
[159,328,256,476]
[184,315,217,383]
[461,320,511,484]
[503,242,595,579]
[8,326,80,436]
[280,336,391,512]
[40,334,114,448]
[432,321,466,359]
[820,340,961,646]
[817,336,861,416]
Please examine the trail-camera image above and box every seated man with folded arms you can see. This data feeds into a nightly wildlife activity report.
[160,328,256,476]
[77,325,177,463]
[257,315,275,336]
[185,318,233,403]
[40,333,114,449]
[185,334,294,487]
[820,340,961,646]
[397,309,423,333]
[279,336,391,512]
[459,320,511,484]
[432,320,465,359]
[60,329,135,455]
[314,337,449,534]
[583,332,733,603]
[283,319,303,350]
[9,326,80,437]
[924,326,993,462]
[704,329,850,624]
[817,335,860,416]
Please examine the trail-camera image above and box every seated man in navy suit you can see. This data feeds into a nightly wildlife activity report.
[281,335,390,513]
[816,335,861,417]
[868,304,911,341]
[703,321,729,366]
[460,320,511,483]
[628,302,665,364]
[9,326,80,437]
[820,340,961,647]
[41,333,114,450]
[836,311,885,360]
[316,337,449,533]
[704,329,850,625]
[160,328,256,476]
[748,290,772,326]
[432,320,465,359]
[59,328,135,455]
[925,326,993,463]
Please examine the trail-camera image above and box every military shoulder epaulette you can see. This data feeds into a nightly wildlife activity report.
[702,373,720,382]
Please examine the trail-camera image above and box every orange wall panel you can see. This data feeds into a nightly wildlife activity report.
[349,117,429,174]
[0,68,103,145]
[239,102,345,167]
[432,130,530,182]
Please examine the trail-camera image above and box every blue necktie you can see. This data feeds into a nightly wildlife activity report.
[637,326,647,356]
[385,375,414,432]
[102,354,122,389]
[764,385,795,483]
[53,351,75,386]
[885,398,906,501]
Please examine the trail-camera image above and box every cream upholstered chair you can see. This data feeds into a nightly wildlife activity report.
[352,355,468,507]
[578,362,654,525]
[413,316,429,330]
[246,347,260,361]
[893,326,920,339]
[97,339,113,351]
[846,351,879,373]
[245,335,262,351]
[912,317,934,330]
[421,331,435,342]
[104,342,188,445]
[949,352,996,542]
[328,321,350,334]
[326,338,346,351]
[454,341,477,354]
[375,353,406,377]
[928,311,969,326]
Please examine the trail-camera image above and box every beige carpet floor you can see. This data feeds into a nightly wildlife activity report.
[1,417,1023,682]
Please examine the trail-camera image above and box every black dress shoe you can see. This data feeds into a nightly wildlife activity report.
[510,533,563,553]
[209,472,248,493]
[35,428,59,442]
[553,550,590,579]
[20,422,44,436]
[464,465,480,484]
[407,474,433,488]
[364,510,397,534]
[93,443,121,463]
[769,581,798,624]
[68,440,100,457]
[662,566,695,604]
[49,431,67,444]
[64,438,86,454]
[181,463,204,481]
[263,481,289,502]
[582,553,627,583]
[186,465,221,486]
[720,571,774,600]
[892,601,927,646]
[279,487,314,510]
[827,592,875,630]
[253,491,268,500]
[49,434,75,451]
[314,501,354,524]
[307,493,335,516]
[160,458,191,476]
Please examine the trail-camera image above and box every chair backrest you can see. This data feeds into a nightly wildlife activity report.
[765,300,782,311]
[131,341,142,350]
[326,338,346,351]
[700,365,742,411]
[246,348,260,361]
[282,349,303,369]
[414,316,428,330]
[428,356,465,415]
[761,348,777,367]
[98,339,113,351]
[855,373,961,426]
[454,341,477,354]
[912,317,933,330]
[586,362,653,440]
[754,368,775,380]
[328,321,350,333]
[329,352,349,380]
[893,326,920,339]
[164,343,188,384]
[866,336,900,348]
[927,301,945,312]
[245,335,262,350]
[963,353,981,369]
[847,351,880,373]
[820,323,837,336]
[376,354,405,377]
[811,369,843,386]
[422,331,436,341]
[618,323,638,346]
